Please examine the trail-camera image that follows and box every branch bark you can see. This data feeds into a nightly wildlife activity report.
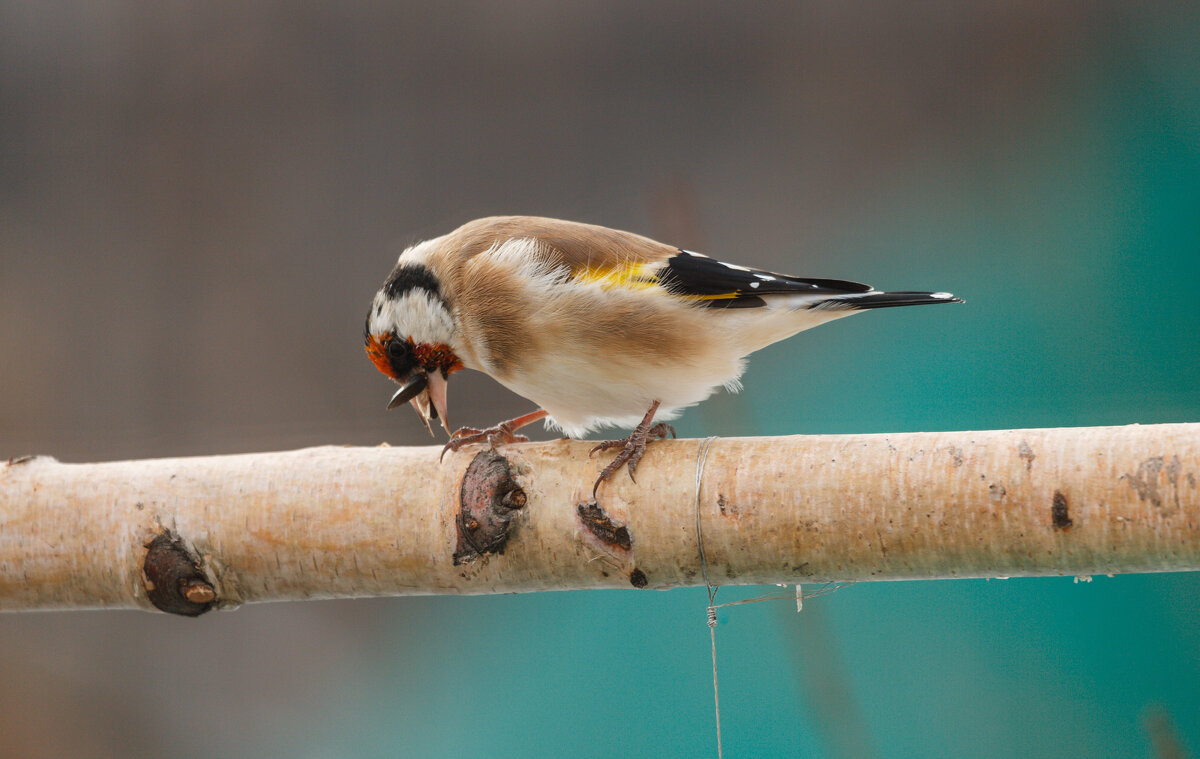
[2,423,1198,614]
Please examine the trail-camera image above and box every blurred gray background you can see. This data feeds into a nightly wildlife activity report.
[2,2,1199,757]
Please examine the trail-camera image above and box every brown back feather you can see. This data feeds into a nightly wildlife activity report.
[441,216,679,274]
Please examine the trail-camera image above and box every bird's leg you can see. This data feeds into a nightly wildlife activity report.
[589,401,676,497]
[441,408,549,460]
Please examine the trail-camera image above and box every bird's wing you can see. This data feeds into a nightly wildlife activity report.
[445,216,874,309]
[438,215,882,312]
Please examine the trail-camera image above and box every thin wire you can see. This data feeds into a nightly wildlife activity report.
[694,436,717,593]
[694,436,721,759]
[707,616,721,759]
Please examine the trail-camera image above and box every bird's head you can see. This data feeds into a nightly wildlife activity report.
[364,262,463,435]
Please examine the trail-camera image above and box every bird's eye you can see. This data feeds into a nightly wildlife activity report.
[386,338,409,361]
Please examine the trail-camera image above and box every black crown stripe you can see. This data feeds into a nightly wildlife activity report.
[382,264,442,300]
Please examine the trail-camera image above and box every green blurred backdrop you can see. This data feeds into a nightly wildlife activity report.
[2,3,1198,757]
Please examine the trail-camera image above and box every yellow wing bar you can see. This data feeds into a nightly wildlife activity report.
[573,261,740,300]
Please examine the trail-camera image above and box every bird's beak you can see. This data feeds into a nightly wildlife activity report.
[386,370,450,436]
[425,370,450,433]
[387,373,427,410]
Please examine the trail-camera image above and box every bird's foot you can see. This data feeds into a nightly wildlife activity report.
[440,409,548,461]
[441,423,529,460]
[589,416,675,497]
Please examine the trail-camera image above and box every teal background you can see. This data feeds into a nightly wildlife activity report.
[2,3,1198,757]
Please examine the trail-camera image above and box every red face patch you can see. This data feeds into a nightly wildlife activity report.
[364,333,397,379]
[365,334,462,380]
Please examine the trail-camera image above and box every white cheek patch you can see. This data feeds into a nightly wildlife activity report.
[369,289,455,346]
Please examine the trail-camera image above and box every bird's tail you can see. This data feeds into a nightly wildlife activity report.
[808,290,962,311]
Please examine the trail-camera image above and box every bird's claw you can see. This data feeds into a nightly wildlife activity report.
[441,424,530,461]
[589,423,675,497]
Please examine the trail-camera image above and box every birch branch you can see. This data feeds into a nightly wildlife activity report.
[2,423,1198,615]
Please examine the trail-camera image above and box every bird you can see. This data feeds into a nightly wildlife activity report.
[364,215,960,497]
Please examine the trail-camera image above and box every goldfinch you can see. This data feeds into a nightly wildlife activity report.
[364,216,960,495]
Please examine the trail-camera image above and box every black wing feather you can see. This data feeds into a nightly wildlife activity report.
[656,250,872,308]
[810,291,963,310]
